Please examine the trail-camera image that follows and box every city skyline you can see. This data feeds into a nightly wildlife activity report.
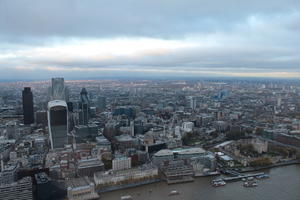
[1,1,300,199]
[1,77,300,200]
[1,0,300,79]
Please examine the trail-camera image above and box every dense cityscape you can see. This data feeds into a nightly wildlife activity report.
[1,0,300,199]
[0,78,299,200]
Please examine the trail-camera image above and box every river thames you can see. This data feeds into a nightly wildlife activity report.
[101,165,300,200]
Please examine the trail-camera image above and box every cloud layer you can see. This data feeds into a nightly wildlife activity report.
[0,0,300,79]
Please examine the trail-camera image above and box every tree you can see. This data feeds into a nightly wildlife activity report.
[182,132,194,145]
[226,130,245,140]
[249,158,272,167]
[255,127,264,135]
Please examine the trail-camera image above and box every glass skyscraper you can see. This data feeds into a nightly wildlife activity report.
[47,100,68,149]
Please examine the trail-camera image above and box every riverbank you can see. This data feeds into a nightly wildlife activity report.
[97,160,300,194]
[97,178,161,193]
[101,165,300,200]
[238,159,300,173]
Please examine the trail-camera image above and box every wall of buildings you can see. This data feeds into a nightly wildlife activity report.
[94,165,158,187]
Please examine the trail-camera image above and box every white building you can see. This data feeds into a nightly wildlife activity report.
[182,122,194,133]
[94,165,158,187]
[112,157,131,171]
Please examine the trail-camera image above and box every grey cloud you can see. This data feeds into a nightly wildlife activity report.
[0,0,299,42]
[10,44,299,73]
[1,0,300,79]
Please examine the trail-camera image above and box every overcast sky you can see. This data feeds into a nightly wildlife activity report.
[0,0,300,80]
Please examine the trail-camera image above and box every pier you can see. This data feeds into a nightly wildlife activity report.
[221,172,265,182]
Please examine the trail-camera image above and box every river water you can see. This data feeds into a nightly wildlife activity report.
[101,165,300,200]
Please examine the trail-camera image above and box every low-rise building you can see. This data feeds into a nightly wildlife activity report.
[67,177,99,200]
[152,147,206,166]
[77,158,105,177]
[95,135,111,151]
[94,165,158,188]
[112,156,131,171]
[182,122,194,132]
[0,163,18,185]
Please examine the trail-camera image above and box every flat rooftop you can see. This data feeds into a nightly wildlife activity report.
[67,176,91,188]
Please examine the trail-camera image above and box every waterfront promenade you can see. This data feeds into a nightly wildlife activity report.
[101,165,300,200]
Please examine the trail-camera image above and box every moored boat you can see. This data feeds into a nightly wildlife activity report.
[256,174,269,179]
[121,195,133,200]
[212,180,226,187]
[243,181,258,187]
[168,190,180,196]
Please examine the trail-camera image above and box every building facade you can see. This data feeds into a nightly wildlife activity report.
[80,88,89,125]
[48,100,68,149]
[67,177,99,200]
[22,87,34,125]
[0,176,33,200]
[49,77,69,101]
[112,157,131,171]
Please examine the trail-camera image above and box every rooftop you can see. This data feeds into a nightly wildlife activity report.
[115,134,134,142]
[67,176,92,188]
[77,158,104,169]
[154,149,173,157]
[173,147,206,155]
[48,100,67,109]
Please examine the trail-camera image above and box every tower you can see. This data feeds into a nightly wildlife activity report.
[188,96,196,110]
[47,100,68,149]
[80,88,90,125]
[97,96,106,111]
[49,78,69,101]
[22,87,34,125]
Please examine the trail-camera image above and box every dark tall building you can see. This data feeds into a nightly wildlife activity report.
[80,88,90,125]
[67,102,74,112]
[22,87,34,125]
[97,96,106,111]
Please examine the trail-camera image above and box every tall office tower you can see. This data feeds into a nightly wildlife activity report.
[67,102,74,112]
[22,87,34,125]
[47,100,68,149]
[6,121,18,139]
[97,96,106,111]
[80,88,89,125]
[49,78,69,101]
[188,96,197,110]
[191,98,197,110]
[277,97,282,107]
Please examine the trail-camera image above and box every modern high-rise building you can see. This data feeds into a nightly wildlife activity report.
[189,96,197,110]
[80,88,89,125]
[0,176,33,200]
[5,121,18,139]
[97,96,106,111]
[22,87,34,125]
[47,100,68,149]
[48,78,69,101]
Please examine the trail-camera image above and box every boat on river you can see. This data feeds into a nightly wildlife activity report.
[121,195,133,200]
[243,181,258,187]
[212,179,226,187]
[168,190,180,196]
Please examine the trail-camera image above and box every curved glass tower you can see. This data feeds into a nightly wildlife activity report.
[47,100,68,149]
